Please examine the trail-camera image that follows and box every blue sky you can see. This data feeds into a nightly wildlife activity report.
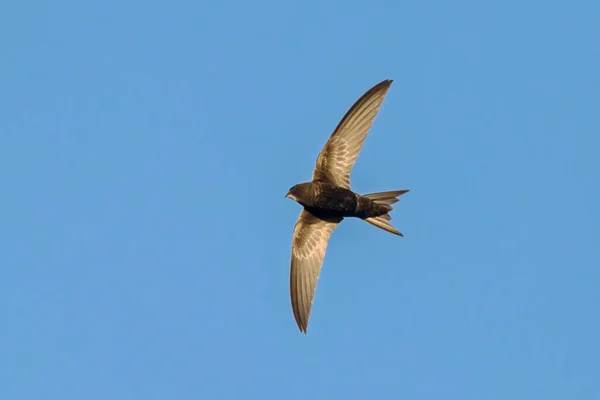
[1,0,599,398]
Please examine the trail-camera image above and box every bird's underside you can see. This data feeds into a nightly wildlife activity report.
[298,181,402,220]
[286,79,409,333]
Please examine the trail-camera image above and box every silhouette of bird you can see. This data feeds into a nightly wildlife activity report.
[285,79,409,333]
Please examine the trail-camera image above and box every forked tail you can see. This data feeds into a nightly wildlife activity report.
[363,190,409,236]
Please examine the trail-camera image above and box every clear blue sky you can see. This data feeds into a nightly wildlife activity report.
[1,0,599,398]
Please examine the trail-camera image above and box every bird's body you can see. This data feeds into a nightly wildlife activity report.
[285,79,409,333]
[287,181,391,220]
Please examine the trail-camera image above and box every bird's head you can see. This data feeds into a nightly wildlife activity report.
[285,183,311,204]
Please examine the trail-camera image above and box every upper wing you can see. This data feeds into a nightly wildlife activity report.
[290,210,341,333]
[312,79,393,189]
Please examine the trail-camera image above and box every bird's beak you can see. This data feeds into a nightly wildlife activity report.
[285,192,296,201]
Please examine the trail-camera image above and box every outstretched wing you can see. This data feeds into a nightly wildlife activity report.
[290,210,341,333]
[312,79,393,189]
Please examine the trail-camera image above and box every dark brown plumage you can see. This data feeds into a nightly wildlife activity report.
[287,181,406,221]
[286,79,409,333]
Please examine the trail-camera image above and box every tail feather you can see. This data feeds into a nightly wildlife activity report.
[363,190,409,236]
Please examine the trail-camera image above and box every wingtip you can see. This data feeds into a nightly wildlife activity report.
[389,228,404,237]
[293,313,309,334]
[379,79,393,88]
[293,308,310,334]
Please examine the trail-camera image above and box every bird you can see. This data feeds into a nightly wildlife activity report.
[285,79,409,333]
